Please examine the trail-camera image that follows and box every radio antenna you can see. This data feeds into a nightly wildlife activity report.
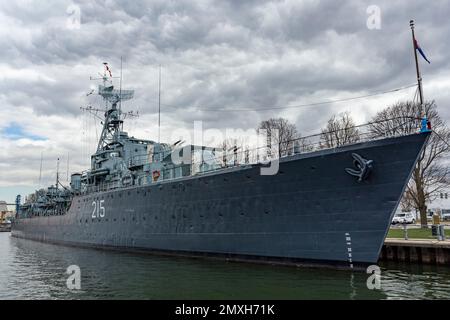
[119,56,123,114]
[66,152,70,182]
[158,64,161,143]
[56,158,60,191]
[38,151,43,186]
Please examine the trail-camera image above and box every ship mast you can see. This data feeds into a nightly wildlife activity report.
[410,20,424,114]
[84,62,135,152]
[56,158,60,190]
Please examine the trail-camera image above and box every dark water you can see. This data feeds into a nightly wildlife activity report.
[1,233,450,300]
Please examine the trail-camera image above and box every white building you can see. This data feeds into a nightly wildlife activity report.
[0,201,14,222]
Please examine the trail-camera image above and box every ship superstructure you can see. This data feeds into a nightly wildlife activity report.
[78,70,221,195]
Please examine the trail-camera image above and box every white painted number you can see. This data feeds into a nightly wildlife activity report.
[92,200,106,218]
[99,200,105,217]
[91,201,96,218]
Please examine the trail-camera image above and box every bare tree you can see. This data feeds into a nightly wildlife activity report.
[368,101,422,136]
[257,118,298,157]
[320,112,360,148]
[400,191,415,213]
[369,101,450,227]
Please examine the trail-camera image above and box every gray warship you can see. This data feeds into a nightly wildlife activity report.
[12,67,430,268]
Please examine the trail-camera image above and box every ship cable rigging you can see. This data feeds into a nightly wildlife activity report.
[145,83,418,113]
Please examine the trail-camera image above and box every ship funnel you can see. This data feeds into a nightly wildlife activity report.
[70,173,82,192]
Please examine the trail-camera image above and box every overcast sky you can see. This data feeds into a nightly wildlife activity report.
[1,0,449,202]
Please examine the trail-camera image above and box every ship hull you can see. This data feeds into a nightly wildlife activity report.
[12,133,429,268]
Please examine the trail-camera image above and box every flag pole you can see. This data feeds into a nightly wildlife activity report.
[410,19,424,113]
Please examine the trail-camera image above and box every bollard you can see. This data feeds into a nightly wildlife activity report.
[437,225,446,241]
[403,223,408,240]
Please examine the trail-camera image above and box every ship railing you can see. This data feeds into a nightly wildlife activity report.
[179,116,426,174]
[81,181,121,194]
[81,117,424,191]
[126,116,424,177]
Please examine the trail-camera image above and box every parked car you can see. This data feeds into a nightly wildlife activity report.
[391,212,416,225]
[441,209,450,221]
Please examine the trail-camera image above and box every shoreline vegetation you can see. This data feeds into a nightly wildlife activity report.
[387,227,450,240]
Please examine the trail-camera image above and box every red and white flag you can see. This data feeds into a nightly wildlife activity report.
[103,62,112,77]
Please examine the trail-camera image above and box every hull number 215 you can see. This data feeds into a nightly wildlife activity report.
[92,200,105,218]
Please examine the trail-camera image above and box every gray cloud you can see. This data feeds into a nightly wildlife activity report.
[1,0,450,197]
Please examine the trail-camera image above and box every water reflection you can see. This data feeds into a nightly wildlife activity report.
[0,233,449,300]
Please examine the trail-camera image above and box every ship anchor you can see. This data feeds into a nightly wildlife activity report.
[345,153,373,182]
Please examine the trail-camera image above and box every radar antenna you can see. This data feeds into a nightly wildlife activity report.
[83,62,137,152]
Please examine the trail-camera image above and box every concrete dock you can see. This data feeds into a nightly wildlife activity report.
[380,238,450,265]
